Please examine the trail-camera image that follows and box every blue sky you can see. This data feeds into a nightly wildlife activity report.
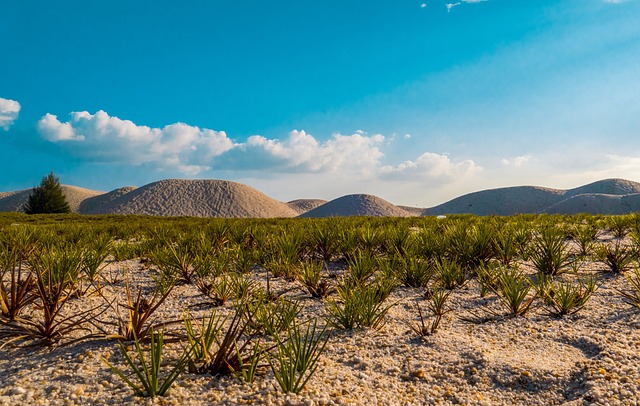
[1,0,639,206]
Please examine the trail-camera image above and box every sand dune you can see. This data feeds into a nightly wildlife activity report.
[79,186,137,214]
[545,193,640,215]
[287,199,328,215]
[88,179,298,218]
[300,194,411,218]
[0,185,102,213]
[423,186,566,216]
[424,178,640,216]
[2,177,640,217]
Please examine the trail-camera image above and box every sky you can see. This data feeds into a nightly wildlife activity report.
[1,0,640,207]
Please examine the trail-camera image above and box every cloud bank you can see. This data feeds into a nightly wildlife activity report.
[36,110,477,184]
[0,97,21,130]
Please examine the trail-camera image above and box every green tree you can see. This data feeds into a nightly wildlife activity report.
[23,172,71,214]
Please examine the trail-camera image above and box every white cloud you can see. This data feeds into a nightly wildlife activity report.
[36,110,389,176]
[380,152,481,180]
[0,97,21,130]
[245,130,384,174]
[501,155,532,167]
[37,110,234,172]
[446,0,488,12]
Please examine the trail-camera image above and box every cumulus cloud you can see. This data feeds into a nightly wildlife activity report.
[0,97,21,130]
[243,130,384,174]
[36,110,387,175]
[501,155,532,167]
[380,152,481,181]
[36,109,479,187]
[37,110,234,171]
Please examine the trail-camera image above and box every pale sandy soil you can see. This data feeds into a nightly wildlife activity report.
[1,238,640,405]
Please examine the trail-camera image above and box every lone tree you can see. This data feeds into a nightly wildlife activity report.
[23,172,71,214]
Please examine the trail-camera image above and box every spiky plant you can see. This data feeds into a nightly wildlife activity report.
[104,328,192,398]
[1,245,99,345]
[433,258,467,290]
[185,308,262,376]
[104,278,175,342]
[268,319,329,394]
[296,260,332,298]
[0,229,37,320]
[618,267,640,309]
[78,234,112,295]
[571,224,599,258]
[475,263,499,298]
[535,274,599,317]
[409,288,453,336]
[594,241,634,273]
[196,274,234,306]
[346,250,378,284]
[492,266,536,317]
[530,227,572,276]
[395,255,432,288]
[325,280,394,330]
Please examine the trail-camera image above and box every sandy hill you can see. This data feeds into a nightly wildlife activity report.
[423,186,566,216]
[80,186,137,214]
[398,205,424,216]
[287,199,328,215]
[0,185,103,213]
[545,193,640,215]
[565,178,640,197]
[87,179,298,218]
[300,194,410,218]
[424,178,640,216]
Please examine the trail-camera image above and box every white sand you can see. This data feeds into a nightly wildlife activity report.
[1,235,638,405]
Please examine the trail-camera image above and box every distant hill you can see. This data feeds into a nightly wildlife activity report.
[86,179,298,218]
[0,185,102,213]
[287,199,328,215]
[80,186,137,214]
[2,177,640,217]
[300,194,410,218]
[424,179,640,216]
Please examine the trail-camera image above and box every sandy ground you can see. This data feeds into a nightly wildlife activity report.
[1,241,640,405]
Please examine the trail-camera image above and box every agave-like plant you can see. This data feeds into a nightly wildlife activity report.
[408,287,453,336]
[104,278,175,342]
[185,307,263,376]
[0,229,37,321]
[530,227,572,276]
[1,245,97,345]
[618,267,640,309]
[594,241,634,273]
[433,258,467,290]
[535,274,599,317]
[295,260,332,298]
[492,266,536,317]
[104,328,192,398]
[325,280,394,330]
[268,319,330,394]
